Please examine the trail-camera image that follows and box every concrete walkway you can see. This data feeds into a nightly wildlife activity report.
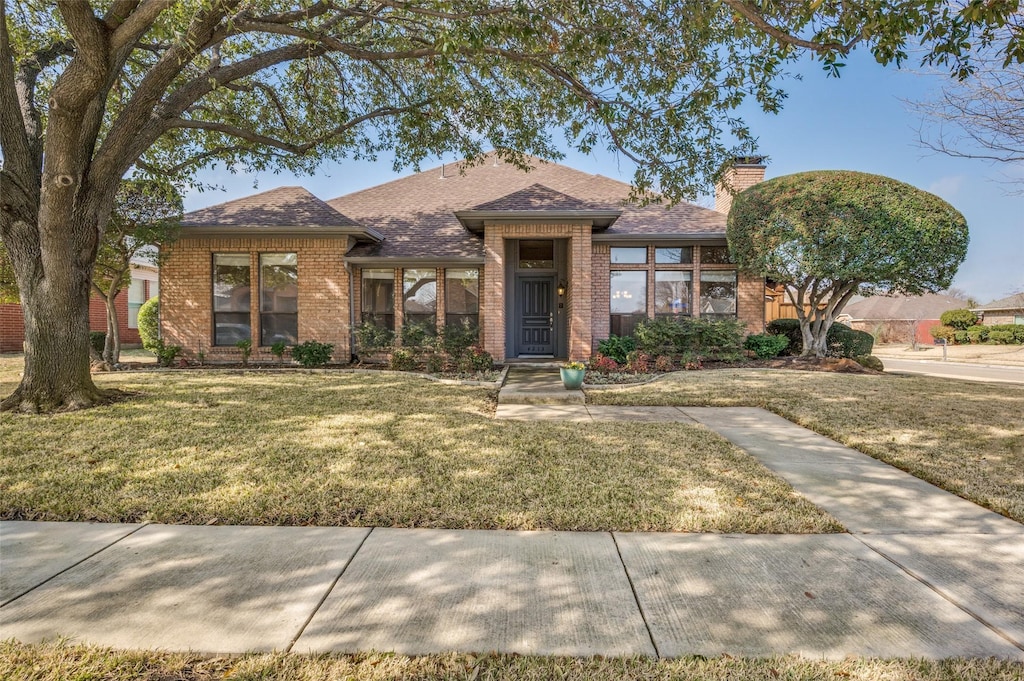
[2,406,1023,659]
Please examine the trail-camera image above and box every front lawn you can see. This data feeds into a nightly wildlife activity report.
[589,369,1024,524]
[0,356,838,533]
[3,641,1022,681]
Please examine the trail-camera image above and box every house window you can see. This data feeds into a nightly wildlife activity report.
[403,269,437,332]
[655,271,692,317]
[213,254,251,346]
[148,278,159,301]
[445,268,479,331]
[259,253,298,346]
[611,247,647,264]
[701,245,732,264]
[610,270,647,336]
[361,268,395,330]
[518,240,554,269]
[700,271,738,319]
[127,278,145,329]
[655,247,692,264]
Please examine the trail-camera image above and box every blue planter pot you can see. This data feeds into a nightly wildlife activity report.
[560,367,585,390]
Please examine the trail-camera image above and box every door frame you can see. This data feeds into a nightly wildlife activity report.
[513,273,557,357]
[504,239,569,359]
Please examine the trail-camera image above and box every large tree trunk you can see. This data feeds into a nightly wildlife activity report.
[1,257,109,413]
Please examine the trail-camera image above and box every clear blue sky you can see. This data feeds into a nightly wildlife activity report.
[186,51,1023,305]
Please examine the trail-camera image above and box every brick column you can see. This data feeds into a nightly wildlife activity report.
[482,224,506,361]
[737,270,765,333]
[568,225,593,360]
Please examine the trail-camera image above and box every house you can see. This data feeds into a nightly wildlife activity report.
[973,293,1024,325]
[836,293,970,345]
[0,259,158,354]
[159,154,767,363]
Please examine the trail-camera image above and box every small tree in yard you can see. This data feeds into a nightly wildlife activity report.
[728,171,969,358]
[91,179,181,366]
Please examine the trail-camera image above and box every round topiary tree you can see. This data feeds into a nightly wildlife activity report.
[939,308,979,330]
[137,297,160,351]
[728,171,969,357]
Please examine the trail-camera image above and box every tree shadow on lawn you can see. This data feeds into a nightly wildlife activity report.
[0,371,839,533]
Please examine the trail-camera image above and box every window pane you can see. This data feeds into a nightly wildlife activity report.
[700,271,737,318]
[655,271,692,316]
[362,268,394,330]
[611,247,647,264]
[518,240,554,269]
[445,268,479,321]
[127,278,145,329]
[260,253,298,345]
[403,269,437,314]
[213,254,250,345]
[655,247,693,264]
[610,270,647,314]
[148,279,159,300]
[701,245,732,264]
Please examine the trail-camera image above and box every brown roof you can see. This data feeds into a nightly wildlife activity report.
[329,153,727,258]
[182,186,360,228]
[842,293,969,321]
[974,293,1024,312]
[471,183,605,211]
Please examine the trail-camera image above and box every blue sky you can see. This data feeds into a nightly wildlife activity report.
[186,51,1023,304]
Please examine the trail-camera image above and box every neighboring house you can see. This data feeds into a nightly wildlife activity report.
[0,259,158,353]
[973,293,1024,325]
[836,293,969,345]
[160,154,767,363]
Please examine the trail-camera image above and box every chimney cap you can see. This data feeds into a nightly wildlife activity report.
[732,155,766,167]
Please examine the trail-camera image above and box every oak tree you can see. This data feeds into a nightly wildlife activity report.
[727,171,969,357]
[91,178,181,365]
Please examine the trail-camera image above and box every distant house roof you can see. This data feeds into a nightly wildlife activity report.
[974,293,1024,312]
[841,293,968,321]
[181,186,381,241]
[330,153,727,259]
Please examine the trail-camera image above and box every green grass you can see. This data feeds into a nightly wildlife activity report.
[3,641,1022,681]
[0,356,838,533]
[589,369,1024,523]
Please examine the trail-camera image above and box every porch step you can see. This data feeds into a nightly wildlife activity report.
[497,367,584,405]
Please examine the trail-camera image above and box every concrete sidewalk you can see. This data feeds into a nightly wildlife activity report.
[2,407,1022,660]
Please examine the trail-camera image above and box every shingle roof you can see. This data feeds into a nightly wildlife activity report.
[182,186,360,228]
[329,153,727,258]
[470,183,604,211]
[975,293,1024,312]
[842,293,969,321]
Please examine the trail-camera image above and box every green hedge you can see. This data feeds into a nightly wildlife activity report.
[744,333,789,358]
[137,297,159,350]
[633,317,746,361]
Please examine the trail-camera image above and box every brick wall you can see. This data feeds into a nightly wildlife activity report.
[0,303,24,353]
[590,244,611,343]
[161,236,352,362]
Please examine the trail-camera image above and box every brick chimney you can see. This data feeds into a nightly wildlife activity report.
[715,156,767,214]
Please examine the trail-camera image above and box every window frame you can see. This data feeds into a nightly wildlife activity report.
[361,268,396,331]
[212,253,252,347]
[259,252,298,347]
[444,267,480,331]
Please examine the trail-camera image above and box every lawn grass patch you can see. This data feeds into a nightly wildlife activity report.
[588,369,1024,523]
[0,358,838,533]
[2,641,1022,681]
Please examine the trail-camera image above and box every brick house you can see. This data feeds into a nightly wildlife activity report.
[0,261,158,354]
[973,293,1024,325]
[160,155,767,363]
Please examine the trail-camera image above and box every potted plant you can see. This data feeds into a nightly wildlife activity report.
[560,361,586,390]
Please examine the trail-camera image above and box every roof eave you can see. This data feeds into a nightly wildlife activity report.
[344,255,485,266]
[454,210,621,232]
[591,232,727,242]
[179,224,384,242]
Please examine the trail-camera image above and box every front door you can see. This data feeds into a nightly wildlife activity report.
[516,275,555,356]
